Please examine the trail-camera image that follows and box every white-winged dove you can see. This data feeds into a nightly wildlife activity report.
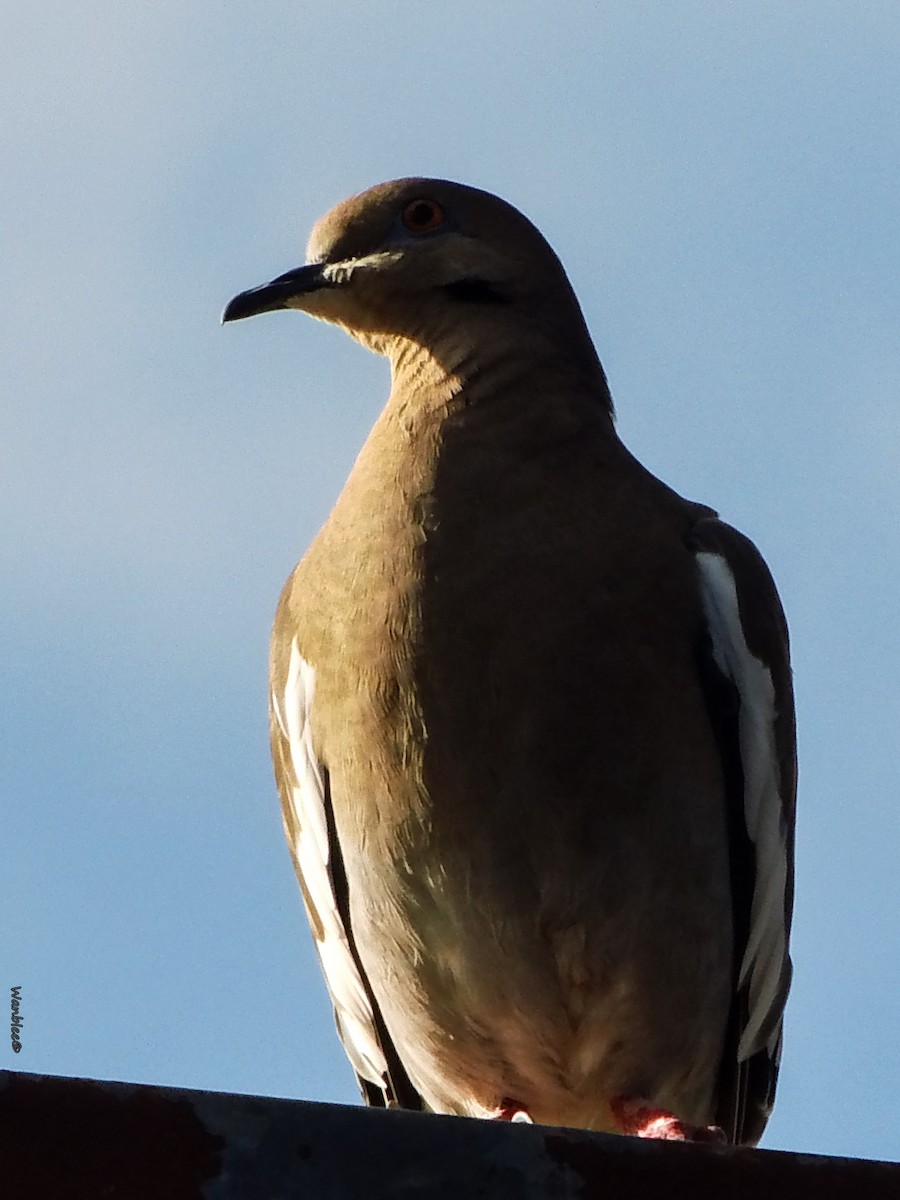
[223,179,796,1145]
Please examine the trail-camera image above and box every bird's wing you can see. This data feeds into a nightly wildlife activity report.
[269,636,422,1109]
[691,517,797,1145]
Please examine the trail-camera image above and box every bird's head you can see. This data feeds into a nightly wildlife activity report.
[223,177,607,393]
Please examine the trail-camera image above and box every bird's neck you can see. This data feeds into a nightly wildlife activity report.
[385,328,615,442]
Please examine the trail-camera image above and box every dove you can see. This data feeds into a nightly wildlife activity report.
[223,178,795,1144]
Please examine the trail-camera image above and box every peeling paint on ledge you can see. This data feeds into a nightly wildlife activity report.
[1,1071,897,1199]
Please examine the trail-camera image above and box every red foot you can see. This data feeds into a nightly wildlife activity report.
[610,1095,725,1143]
[493,1097,533,1123]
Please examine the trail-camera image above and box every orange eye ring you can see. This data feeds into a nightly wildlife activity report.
[400,198,445,234]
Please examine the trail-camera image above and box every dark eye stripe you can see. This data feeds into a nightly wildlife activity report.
[441,279,509,304]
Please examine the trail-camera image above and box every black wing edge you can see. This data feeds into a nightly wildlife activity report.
[689,516,797,1145]
[319,764,425,1112]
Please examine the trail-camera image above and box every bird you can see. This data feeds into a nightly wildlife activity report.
[222,178,796,1146]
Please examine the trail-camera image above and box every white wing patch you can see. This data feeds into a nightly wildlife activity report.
[695,552,789,1061]
[272,640,388,1087]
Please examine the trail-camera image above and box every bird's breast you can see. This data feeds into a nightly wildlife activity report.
[285,405,734,1125]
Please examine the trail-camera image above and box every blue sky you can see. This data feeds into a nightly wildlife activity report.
[3,2,899,1162]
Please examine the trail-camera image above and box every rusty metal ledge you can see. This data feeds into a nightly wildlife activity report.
[0,1070,896,1198]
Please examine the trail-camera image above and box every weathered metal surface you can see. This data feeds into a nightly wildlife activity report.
[1,1070,896,1198]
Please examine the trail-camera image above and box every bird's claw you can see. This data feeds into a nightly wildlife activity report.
[611,1095,726,1142]
[493,1097,533,1123]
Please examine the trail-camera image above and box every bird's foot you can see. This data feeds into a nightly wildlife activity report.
[493,1097,533,1123]
[610,1095,726,1143]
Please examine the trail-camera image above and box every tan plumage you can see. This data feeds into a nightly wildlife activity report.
[224,178,796,1144]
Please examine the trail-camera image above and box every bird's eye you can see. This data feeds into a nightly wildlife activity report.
[401,198,445,234]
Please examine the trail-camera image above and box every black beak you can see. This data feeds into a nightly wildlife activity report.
[221,263,331,323]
